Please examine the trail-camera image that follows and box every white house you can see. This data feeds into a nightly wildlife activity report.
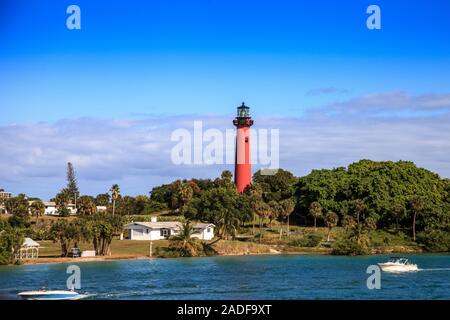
[124,217,215,241]
[42,201,77,215]
[96,206,107,212]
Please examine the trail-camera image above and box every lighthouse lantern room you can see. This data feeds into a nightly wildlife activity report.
[233,102,254,193]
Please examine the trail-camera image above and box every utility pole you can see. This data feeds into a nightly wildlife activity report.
[149,241,153,258]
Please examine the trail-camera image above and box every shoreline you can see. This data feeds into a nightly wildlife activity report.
[19,251,310,266]
[13,247,434,267]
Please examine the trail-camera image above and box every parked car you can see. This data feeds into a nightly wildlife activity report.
[70,248,81,258]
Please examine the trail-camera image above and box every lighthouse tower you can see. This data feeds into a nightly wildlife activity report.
[233,102,254,193]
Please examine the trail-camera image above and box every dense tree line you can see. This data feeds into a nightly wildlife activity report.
[295,160,450,252]
[2,159,449,264]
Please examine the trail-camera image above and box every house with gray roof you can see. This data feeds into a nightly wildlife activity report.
[124,216,215,241]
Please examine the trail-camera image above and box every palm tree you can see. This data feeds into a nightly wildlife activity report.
[29,200,45,223]
[348,223,370,248]
[409,196,424,241]
[5,194,29,219]
[216,208,240,240]
[279,198,295,238]
[54,189,71,216]
[268,201,280,228]
[77,196,97,216]
[308,201,322,230]
[342,215,356,230]
[50,219,71,257]
[220,170,233,187]
[177,182,193,212]
[324,211,339,241]
[248,184,264,235]
[352,199,367,224]
[364,216,378,232]
[254,202,272,241]
[110,184,120,216]
[169,220,201,257]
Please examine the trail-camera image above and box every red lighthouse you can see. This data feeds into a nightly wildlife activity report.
[233,102,254,193]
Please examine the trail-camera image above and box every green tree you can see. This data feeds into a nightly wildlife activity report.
[390,204,406,229]
[168,220,202,257]
[268,200,281,228]
[95,193,110,206]
[110,184,120,216]
[309,201,322,230]
[352,199,367,224]
[348,223,370,248]
[279,198,295,238]
[29,199,45,223]
[66,162,79,206]
[254,201,272,241]
[184,187,250,240]
[253,169,297,202]
[215,170,233,188]
[246,183,264,235]
[0,234,23,264]
[177,182,194,212]
[77,196,97,216]
[50,219,71,257]
[342,215,356,230]
[5,194,29,220]
[364,215,378,231]
[55,189,71,216]
[409,196,425,241]
[0,221,25,265]
[83,212,124,256]
[324,211,339,241]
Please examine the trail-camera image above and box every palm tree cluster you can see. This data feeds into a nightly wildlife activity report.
[247,183,296,240]
[49,212,124,257]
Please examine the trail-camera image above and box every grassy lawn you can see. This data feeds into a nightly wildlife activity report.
[38,239,170,258]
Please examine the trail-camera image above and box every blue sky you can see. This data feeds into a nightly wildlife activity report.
[1,0,450,198]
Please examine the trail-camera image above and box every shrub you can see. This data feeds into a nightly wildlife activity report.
[8,215,30,228]
[147,201,168,213]
[57,208,71,217]
[417,229,450,252]
[289,234,322,247]
[154,247,182,258]
[331,238,371,256]
[31,229,50,241]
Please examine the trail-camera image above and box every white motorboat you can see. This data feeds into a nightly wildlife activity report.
[18,287,83,300]
[378,257,418,272]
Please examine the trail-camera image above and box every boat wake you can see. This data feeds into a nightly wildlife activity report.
[73,293,96,300]
[418,268,450,272]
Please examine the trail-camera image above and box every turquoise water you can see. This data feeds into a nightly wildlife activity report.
[0,254,449,300]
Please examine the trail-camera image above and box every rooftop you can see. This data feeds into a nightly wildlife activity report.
[124,221,214,230]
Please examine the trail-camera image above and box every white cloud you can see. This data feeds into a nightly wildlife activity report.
[1,93,450,199]
[325,91,450,116]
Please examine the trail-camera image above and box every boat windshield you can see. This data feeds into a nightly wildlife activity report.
[389,257,408,264]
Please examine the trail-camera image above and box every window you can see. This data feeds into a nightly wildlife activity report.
[207,228,211,233]
[160,229,170,237]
